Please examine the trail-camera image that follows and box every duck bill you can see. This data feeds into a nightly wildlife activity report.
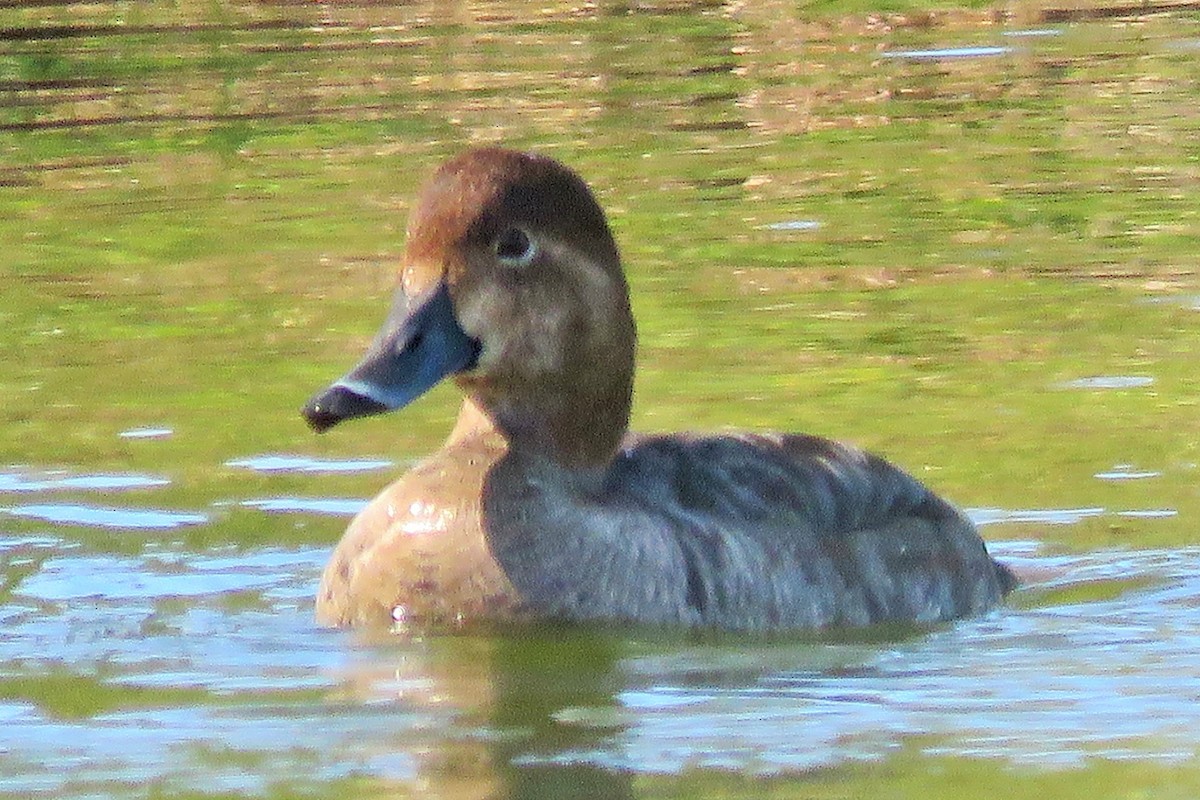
[302,280,480,433]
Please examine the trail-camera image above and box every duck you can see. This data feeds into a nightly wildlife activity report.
[302,147,1015,631]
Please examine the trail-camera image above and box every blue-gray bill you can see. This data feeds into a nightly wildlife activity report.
[302,280,480,433]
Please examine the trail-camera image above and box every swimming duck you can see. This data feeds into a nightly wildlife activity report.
[302,147,1014,630]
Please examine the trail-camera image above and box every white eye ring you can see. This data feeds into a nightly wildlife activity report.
[494,226,537,267]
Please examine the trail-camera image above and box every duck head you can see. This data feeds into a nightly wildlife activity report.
[302,148,636,468]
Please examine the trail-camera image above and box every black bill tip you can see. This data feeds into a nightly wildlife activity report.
[301,385,389,433]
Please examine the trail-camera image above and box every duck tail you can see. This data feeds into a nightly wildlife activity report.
[994,559,1018,596]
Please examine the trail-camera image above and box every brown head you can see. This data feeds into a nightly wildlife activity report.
[302,148,636,469]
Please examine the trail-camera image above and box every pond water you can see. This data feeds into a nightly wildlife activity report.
[2,2,1199,798]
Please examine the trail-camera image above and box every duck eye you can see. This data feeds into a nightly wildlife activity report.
[494,226,536,266]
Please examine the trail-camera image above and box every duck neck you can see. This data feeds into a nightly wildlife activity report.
[446,396,502,447]
[455,365,632,476]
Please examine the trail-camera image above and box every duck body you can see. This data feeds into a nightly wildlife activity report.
[305,147,1014,631]
[316,422,1011,629]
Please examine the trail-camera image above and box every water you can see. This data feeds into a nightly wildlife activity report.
[2,1,1199,797]
[3,538,1200,796]
[880,46,1015,59]
[2,503,209,530]
[0,469,170,493]
[225,455,394,474]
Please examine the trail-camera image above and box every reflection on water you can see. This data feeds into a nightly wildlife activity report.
[969,507,1106,526]
[604,544,1200,772]
[881,46,1014,59]
[117,427,174,440]
[226,454,394,474]
[1117,509,1178,519]
[1002,28,1064,37]
[3,503,208,530]
[241,497,367,516]
[2,538,1200,796]
[0,469,169,493]
[1094,465,1162,481]
[1057,376,1156,390]
[760,219,822,232]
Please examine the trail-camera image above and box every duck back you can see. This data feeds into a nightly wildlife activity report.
[483,432,1014,631]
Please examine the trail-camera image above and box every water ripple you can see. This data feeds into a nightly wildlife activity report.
[1002,28,1062,37]
[760,219,821,231]
[2,503,207,530]
[881,46,1013,59]
[226,455,393,474]
[968,506,1106,526]
[118,427,174,440]
[1095,466,1161,480]
[241,497,367,516]
[0,542,1198,791]
[0,469,169,493]
[546,546,1200,773]
[1058,376,1154,390]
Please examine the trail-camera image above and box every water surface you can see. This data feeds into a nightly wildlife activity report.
[1,1,1198,798]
